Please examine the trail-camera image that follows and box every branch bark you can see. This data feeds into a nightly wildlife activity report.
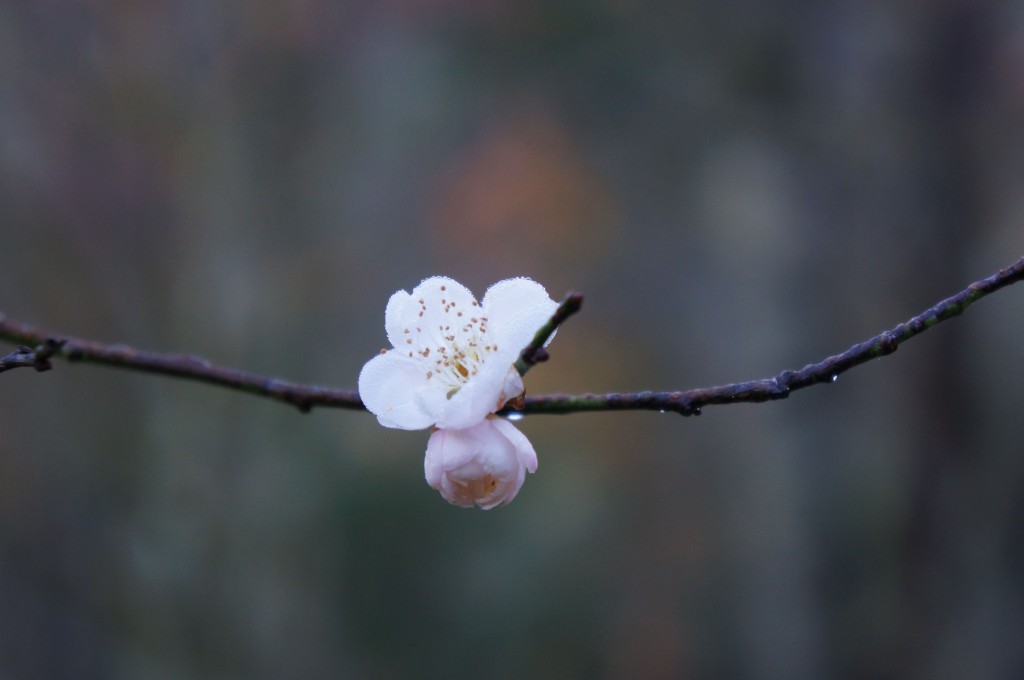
[510,254,1024,416]
[0,317,361,413]
[1,255,1022,416]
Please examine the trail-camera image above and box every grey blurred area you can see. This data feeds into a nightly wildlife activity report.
[1,1,1023,677]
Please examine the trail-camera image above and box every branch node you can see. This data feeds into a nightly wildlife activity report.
[523,347,550,365]
[678,401,701,417]
[876,330,898,355]
[32,338,66,372]
[667,392,700,417]
[774,370,797,390]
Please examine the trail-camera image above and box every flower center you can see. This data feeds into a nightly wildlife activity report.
[456,473,500,503]
[400,293,500,397]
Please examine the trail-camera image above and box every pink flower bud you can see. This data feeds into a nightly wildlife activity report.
[424,418,538,509]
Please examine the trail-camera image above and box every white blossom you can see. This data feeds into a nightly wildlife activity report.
[358,276,556,430]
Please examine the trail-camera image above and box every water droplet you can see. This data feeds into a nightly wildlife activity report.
[658,409,666,414]
[506,411,525,422]
[830,374,838,383]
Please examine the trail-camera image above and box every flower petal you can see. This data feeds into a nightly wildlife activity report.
[357,351,435,430]
[383,288,419,351]
[481,277,558,352]
[384,276,477,350]
[490,417,538,473]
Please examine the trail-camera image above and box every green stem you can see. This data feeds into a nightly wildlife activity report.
[514,291,584,376]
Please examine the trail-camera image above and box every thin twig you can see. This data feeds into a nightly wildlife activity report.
[1,256,1022,416]
[514,291,584,376]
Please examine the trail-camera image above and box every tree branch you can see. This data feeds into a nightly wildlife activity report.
[0,316,362,413]
[508,254,1024,417]
[1,255,1022,416]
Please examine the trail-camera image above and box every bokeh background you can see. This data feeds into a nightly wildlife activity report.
[2,1,1023,678]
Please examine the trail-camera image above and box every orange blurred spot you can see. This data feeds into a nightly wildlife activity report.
[429,107,614,269]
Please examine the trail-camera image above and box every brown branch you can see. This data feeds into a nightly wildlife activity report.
[0,315,362,413]
[1,255,1022,417]
[507,254,1024,416]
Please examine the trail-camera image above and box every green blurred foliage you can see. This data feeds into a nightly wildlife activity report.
[1,1,1023,678]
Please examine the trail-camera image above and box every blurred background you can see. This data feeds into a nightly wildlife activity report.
[1,1,1023,678]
